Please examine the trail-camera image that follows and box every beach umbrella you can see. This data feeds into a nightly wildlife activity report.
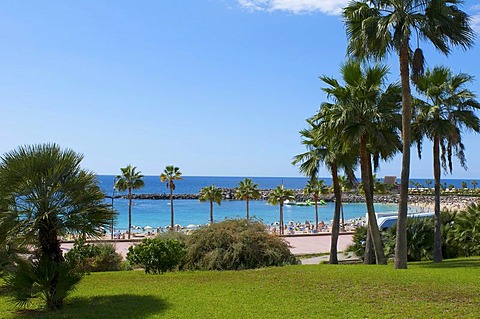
[144,226,153,231]
[186,224,197,229]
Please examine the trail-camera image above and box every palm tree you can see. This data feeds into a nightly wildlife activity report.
[0,144,114,310]
[471,180,478,190]
[316,61,402,264]
[292,120,357,264]
[235,178,261,220]
[267,185,295,235]
[115,165,144,239]
[199,185,222,224]
[344,0,475,269]
[413,66,480,262]
[160,165,183,230]
[425,179,432,191]
[303,179,328,232]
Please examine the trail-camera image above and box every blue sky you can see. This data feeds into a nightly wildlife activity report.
[1,0,479,178]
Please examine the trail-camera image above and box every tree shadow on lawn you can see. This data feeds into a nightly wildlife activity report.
[414,257,480,269]
[15,294,169,319]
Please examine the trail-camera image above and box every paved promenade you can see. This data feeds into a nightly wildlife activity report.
[61,233,354,258]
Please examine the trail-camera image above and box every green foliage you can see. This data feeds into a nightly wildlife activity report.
[65,240,122,273]
[5,256,81,310]
[346,226,367,258]
[126,237,185,274]
[384,218,434,261]
[65,239,101,273]
[448,203,480,257]
[90,243,123,272]
[0,143,114,310]
[183,219,298,271]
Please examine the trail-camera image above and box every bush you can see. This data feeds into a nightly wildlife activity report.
[64,239,122,273]
[384,217,434,261]
[6,256,82,309]
[90,243,123,272]
[64,239,100,273]
[348,210,458,262]
[183,219,298,271]
[126,238,185,274]
[346,226,367,258]
[447,203,480,257]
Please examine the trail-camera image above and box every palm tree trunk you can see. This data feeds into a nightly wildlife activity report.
[280,203,284,235]
[128,188,132,239]
[433,136,443,262]
[360,137,386,265]
[39,217,64,310]
[170,186,174,230]
[314,196,319,232]
[329,163,341,264]
[394,43,413,269]
[210,201,214,224]
[246,198,250,220]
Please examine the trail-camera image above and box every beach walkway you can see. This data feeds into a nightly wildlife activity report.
[61,233,354,259]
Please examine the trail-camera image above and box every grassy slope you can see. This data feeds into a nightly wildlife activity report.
[1,258,479,318]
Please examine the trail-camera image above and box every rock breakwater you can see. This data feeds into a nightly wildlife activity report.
[107,188,479,209]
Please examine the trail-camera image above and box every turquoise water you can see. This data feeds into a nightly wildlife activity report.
[111,198,398,231]
[98,175,468,231]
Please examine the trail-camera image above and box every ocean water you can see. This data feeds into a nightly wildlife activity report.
[97,175,468,231]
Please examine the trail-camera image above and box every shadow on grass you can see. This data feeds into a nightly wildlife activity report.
[415,257,480,269]
[15,294,169,319]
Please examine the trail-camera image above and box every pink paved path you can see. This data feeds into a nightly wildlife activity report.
[61,233,354,257]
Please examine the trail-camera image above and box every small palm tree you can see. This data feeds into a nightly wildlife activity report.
[0,144,114,310]
[471,180,478,190]
[303,179,328,232]
[199,185,222,224]
[160,165,182,230]
[235,178,261,220]
[267,185,295,235]
[425,179,432,190]
[115,165,144,239]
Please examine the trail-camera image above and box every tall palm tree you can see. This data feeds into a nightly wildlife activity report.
[303,179,328,232]
[267,185,295,235]
[413,66,480,262]
[317,61,402,264]
[199,185,222,224]
[343,0,475,269]
[292,120,357,264]
[0,144,113,310]
[160,165,183,230]
[115,165,144,239]
[235,178,261,220]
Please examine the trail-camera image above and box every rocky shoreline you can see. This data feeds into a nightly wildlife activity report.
[107,188,480,210]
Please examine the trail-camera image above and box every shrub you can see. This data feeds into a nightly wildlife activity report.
[126,238,185,274]
[346,226,367,258]
[64,239,100,273]
[448,203,480,257]
[384,217,434,261]
[90,243,123,272]
[183,219,298,271]
[64,240,123,273]
[5,256,81,309]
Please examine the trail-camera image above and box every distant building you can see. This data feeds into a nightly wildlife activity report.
[384,176,397,186]
[384,176,399,193]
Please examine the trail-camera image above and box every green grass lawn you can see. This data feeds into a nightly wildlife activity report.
[1,258,480,318]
